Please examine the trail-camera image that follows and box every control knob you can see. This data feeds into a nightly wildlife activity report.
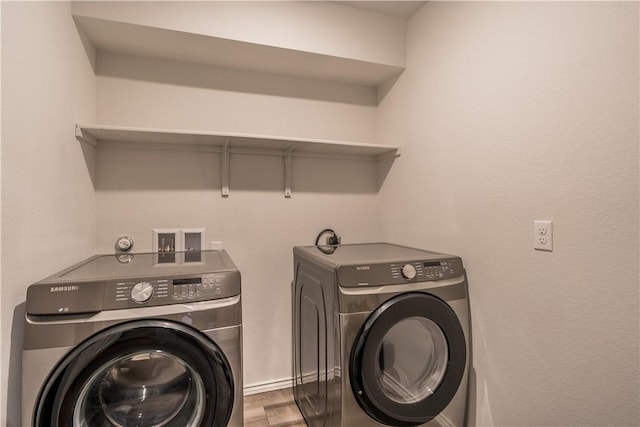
[401,264,417,280]
[131,281,153,303]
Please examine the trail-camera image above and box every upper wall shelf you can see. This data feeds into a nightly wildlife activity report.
[76,124,399,197]
[73,15,405,87]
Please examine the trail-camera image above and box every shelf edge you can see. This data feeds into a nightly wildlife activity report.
[76,124,400,158]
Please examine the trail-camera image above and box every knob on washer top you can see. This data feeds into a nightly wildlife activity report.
[116,235,134,252]
[131,281,153,303]
[401,264,417,280]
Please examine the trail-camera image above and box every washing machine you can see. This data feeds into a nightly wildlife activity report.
[22,250,243,427]
[293,243,470,427]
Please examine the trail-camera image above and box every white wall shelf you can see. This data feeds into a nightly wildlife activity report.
[76,124,399,197]
[73,14,405,87]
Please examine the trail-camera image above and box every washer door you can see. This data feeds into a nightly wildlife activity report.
[33,320,233,427]
[350,292,466,427]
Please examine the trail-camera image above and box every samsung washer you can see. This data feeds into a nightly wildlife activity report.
[293,243,470,427]
[22,250,243,427]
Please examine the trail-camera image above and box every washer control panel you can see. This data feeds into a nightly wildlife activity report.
[172,275,225,301]
[116,279,170,305]
[110,272,239,309]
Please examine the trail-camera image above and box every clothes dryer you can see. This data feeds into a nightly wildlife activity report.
[22,250,243,427]
[293,243,470,427]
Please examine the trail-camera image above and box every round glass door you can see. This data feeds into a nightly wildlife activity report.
[377,317,448,404]
[34,320,233,427]
[350,292,466,427]
[74,350,206,427]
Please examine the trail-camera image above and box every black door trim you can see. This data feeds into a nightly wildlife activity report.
[33,319,234,427]
[350,292,466,426]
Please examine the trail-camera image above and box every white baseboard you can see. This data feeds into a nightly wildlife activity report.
[243,377,294,396]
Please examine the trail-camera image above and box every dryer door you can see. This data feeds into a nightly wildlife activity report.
[33,320,233,427]
[350,292,466,427]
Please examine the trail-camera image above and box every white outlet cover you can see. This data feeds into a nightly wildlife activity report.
[533,220,553,251]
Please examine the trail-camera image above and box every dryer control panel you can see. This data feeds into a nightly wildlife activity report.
[338,257,464,287]
[391,260,458,281]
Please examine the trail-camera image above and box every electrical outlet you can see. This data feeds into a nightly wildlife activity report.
[325,235,341,245]
[533,220,553,251]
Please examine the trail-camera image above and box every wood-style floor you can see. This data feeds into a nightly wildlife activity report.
[244,388,307,427]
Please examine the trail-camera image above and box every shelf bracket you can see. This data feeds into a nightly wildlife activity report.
[221,138,230,198]
[284,145,297,198]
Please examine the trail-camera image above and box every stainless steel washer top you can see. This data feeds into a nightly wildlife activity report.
[45,250,237,282]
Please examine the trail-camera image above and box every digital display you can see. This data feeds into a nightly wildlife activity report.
[173,277,202,286]
[423,261,441,267]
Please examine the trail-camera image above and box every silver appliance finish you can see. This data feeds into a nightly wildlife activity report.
[23,250,243,427]
[293,243,470,427]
